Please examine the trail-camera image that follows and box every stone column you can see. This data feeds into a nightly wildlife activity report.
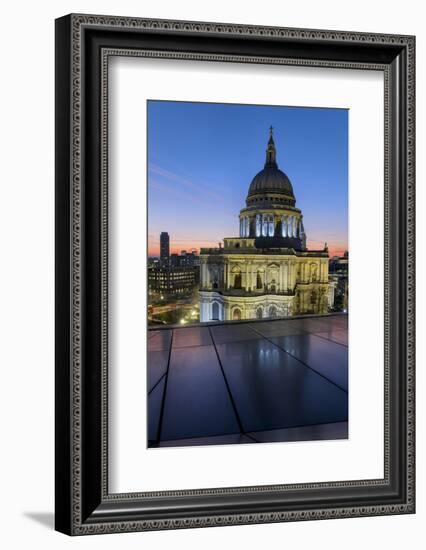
[226,261,230,289]
[200,261,205,288]
[251,262,255,291]
[323,260,328,282]
[202,261,208,288]
[282,260,286,291]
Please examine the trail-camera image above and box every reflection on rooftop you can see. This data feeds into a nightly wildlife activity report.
[148,314,348,448]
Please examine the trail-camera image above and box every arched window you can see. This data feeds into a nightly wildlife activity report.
[282,215,288,237]
[256,307,263,319]
[232,308,242,321]
[212,302,220,320]
[256,272,263,290]
[256,214,261,237]
[269,305,278,318]
[268,215,274,237]
[262,214,268,236]
[234,273,242,289]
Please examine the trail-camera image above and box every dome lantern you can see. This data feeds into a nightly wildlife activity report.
[265,126,278,168]
[246,128,295,205]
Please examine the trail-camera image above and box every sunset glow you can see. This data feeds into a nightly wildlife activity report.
[148,101,348,257]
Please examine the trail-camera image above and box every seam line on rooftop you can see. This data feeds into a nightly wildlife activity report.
[208,325,246,436]
[307,331,348,348]
[148,372,167,396]
[155,330,174,442]
[248,325,348,394]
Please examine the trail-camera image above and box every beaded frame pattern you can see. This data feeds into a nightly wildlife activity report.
[68,14,415,534]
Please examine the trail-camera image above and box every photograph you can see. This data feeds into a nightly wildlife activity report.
[52,10,415,537]
[147,100,349,448]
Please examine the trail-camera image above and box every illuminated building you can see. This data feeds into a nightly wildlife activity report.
[148,265,197,297]
[200,128,332,321]
[329,251,349,312]
[160,231,170,266]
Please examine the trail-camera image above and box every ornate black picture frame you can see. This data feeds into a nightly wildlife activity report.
[55,14,415,535]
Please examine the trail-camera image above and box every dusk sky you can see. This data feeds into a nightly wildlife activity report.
[147,101,348,258]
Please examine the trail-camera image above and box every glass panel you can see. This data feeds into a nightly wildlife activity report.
[282,216,287,237]
[256,214,261,237]
[268,215,274,237]
[262,214,268,236]
[212,302,219,320]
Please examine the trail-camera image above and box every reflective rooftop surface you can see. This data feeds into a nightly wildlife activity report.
[148,314,348,448]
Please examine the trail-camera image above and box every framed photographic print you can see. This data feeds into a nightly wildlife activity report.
[55,14,415,535]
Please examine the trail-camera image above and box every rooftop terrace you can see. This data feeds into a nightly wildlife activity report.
[148,314,348,448]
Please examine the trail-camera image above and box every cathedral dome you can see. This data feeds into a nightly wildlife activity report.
[247,127,295,199]
[248,166,294,197]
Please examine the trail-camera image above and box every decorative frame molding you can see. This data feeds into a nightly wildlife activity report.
[55,14,415,535]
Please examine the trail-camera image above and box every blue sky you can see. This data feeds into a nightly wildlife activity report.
[147,100,348,257]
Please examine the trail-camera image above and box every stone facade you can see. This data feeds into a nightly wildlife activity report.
[199,128,332,322]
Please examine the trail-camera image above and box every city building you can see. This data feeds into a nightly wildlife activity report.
[329,251,349,311]
[170,250,200,269]
[149,234,200,300]
[148,265,197,297]
[147,257,160,267]
[160,231,170,265]
[199,128,333,322]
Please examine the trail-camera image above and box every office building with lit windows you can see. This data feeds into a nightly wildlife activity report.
[160,231,170,266]
[148,265,197,297]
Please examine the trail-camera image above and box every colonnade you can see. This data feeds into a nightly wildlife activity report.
[239,213,302,238]
[201,258,328,291]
